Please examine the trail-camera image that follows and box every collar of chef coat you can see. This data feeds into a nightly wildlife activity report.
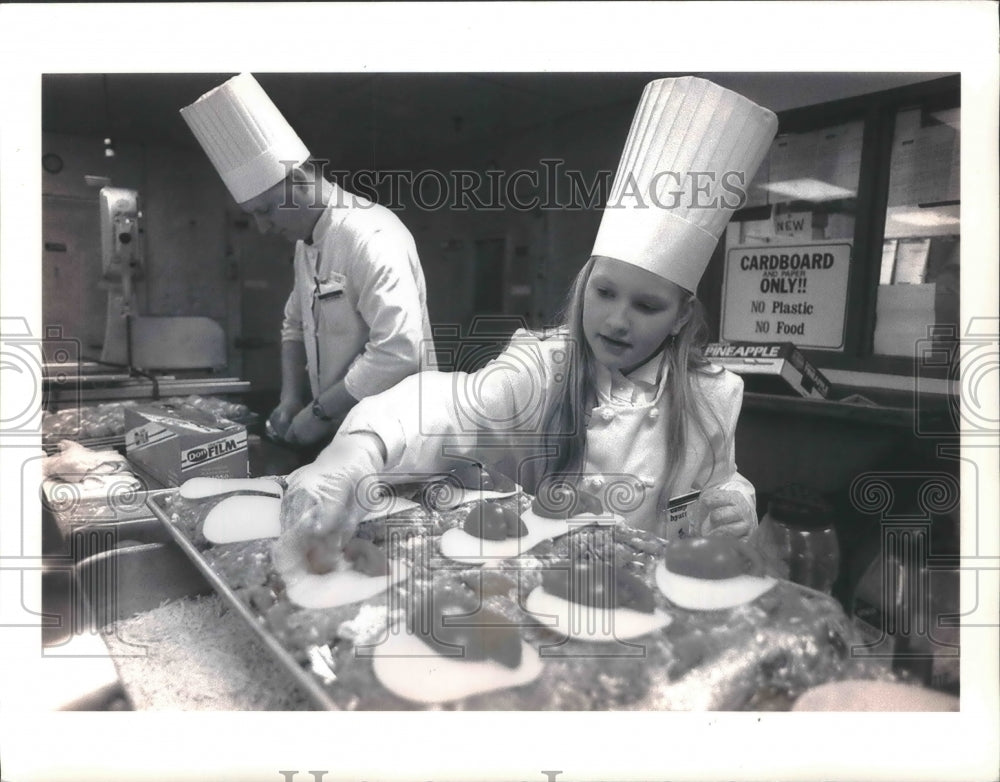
[593,349,668,405]
[307,182,358,247]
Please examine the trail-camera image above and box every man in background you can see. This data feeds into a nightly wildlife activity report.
[181,73,434,454]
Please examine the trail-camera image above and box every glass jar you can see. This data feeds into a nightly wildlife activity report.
[753,484,840,593]
[849,520,960,694]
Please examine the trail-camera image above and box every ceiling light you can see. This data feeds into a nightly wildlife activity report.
[759,178,856,202]
[890,208,960,228]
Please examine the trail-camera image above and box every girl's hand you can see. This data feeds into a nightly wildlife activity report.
[691,487,756,539]
[272,434,385,577]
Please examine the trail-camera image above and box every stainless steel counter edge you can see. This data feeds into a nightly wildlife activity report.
[144,492,338,710]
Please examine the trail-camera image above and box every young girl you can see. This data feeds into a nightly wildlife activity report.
[274,77,778,576]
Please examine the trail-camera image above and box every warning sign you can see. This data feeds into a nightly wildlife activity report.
[720,243,851,350]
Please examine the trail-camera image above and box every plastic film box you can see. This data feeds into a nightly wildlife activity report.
[124,402,248,487]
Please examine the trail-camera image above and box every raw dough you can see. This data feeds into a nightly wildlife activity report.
[439,508,621,565]
[524,586,672,642]
[202,495,282,544]
[180,477,282,500]
[286,561,408,610]
[654,561,776,611]
[371,627,543,704]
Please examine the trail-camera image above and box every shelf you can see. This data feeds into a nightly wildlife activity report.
[742,391,935,429]
[44,376,251,405]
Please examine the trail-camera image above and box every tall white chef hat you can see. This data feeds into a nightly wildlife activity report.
[180,72,310,204]
[591,77,778,292]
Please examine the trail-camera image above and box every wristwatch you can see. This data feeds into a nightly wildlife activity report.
[311,398,334,422]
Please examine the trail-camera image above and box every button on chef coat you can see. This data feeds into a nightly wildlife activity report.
[340,329,756,538]
[280,184,435,401]
[583,354,669,530]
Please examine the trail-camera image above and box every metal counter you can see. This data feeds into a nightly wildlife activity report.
[146,491,336,709]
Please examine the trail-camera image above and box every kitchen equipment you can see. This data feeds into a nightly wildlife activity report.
[75,541,212,628]
[849,520,960,694]
[145,491,338,709]
[141,484,886,711]
[96,186,227,371]
[753,483,841,594]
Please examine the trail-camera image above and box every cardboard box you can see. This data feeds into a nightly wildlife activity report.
[124,402,248,487]
[704,342,832,399]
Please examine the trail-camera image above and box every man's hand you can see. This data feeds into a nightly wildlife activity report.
[285,404,337,446]
[266,400,302,442]
[690,487,757,540]
[285,383,358,446]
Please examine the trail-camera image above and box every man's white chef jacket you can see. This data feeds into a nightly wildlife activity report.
[281,184,435,402]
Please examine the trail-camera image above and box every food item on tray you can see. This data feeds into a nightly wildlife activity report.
[175,394,252,424]
[287,535,402,610]
[343,538,391,576]
[523,533,672,642]
[370,622,544,705]
[40,441,145,513]
[180,476,283,500]
[370,582,543,704]
[655,537,777,611]
[539,555,656,613]
[521,484,623,534]
[416,583,524,667]
[42,395,253,444]
[438,497,591,565]
[284,565,406,610]
[167,478,407,610]
[305,538,390,578]
[462,500,527,540]
[158,484,892,710]
[42,404,127,441]
[530,487,604,519]
[523,584,672,642]
[41,440,131,481]
[202,494,282,544]
[284,542,407,610]
[456,491,627,569]
[422,462,519,510]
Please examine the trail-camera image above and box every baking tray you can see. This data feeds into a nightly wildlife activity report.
[141,486,890,712]
[145,490,337,710]
[44,480,177,560]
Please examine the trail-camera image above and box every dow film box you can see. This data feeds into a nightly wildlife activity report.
[124,402,248,487]
[704,342,832,399]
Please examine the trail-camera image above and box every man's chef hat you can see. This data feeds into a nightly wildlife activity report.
[591,77,778,292]
[180,72,310,204]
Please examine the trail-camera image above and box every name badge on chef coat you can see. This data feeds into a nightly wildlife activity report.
[666,490,701,533]
[315,273,346,301]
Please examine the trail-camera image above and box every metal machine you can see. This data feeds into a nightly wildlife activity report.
[98,186,143,367]
[97,185,230,372]
[42,182,249,406]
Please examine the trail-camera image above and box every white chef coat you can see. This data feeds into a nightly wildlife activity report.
[340,328,756,537]
[281,184,435,402]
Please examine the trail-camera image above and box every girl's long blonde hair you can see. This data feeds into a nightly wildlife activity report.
[541,256,727,495]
